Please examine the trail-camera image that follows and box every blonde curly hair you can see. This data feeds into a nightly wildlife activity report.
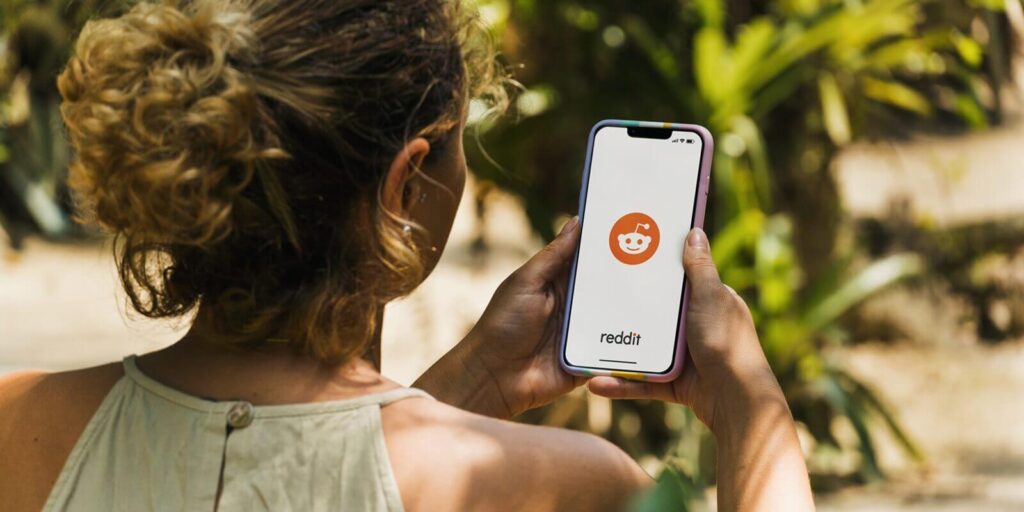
[58,0,505,362]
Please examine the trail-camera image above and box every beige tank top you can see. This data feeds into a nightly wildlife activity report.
[43,356,432,511]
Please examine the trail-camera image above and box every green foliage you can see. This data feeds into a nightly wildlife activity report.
[0,1,132,244]
[717,209,926,481]
[630,467,704,512]
[468,0,1013,500]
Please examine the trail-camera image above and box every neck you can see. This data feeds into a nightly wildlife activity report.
[135,309,394,405]
[364,308,385,370]
[180,306,387,369]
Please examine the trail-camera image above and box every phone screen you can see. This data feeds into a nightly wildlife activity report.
[563,125,705,374]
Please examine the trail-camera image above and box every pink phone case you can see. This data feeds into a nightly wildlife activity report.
[558,119,714,382]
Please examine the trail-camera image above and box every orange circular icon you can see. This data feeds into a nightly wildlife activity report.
[609,212,660,265]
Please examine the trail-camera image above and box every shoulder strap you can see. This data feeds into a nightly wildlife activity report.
[374,387,434,407]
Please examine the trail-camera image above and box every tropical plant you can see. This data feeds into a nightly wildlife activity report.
[466,0,1016,496]
[0,0,132,247]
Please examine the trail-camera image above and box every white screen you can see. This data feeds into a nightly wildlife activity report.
[564,125,704,374]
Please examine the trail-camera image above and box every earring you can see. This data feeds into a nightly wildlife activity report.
[402,225,412,236]
[419,192,428,203]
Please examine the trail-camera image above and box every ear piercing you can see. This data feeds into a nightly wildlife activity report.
[400,222,436,252]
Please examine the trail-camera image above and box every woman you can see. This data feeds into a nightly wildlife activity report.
[0,0,813,510]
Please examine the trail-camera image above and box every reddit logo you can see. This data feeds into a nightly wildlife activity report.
[609,212,660,265]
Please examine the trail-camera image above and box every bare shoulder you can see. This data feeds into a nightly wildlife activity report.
[381,396,651,512]
[0,363,122,512]
[0,363,123,428]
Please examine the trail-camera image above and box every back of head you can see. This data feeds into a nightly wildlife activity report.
[58,0,502,361]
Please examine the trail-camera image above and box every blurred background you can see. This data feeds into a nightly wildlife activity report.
[2,0,1024,510]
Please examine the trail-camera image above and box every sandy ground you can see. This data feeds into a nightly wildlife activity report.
[815,117,1024,510]
[835,116,1024,226]
[816,342,1024,511]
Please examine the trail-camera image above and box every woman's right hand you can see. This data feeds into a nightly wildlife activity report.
[588,227,780,430]
[589,228,815,512]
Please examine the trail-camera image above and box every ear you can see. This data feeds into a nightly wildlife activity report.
[381,137,431,217]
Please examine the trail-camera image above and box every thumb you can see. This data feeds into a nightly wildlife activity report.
[683,228,723,300]
[588,377,678,403]
[518,216,581,286]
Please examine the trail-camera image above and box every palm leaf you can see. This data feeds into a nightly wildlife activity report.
[839,369,925,462]
[802,253,924,332]
[861,77,935,116]
[818,72,852,145]
[818,374,884,481]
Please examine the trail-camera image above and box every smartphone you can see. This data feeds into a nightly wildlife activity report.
[559,120,713,382]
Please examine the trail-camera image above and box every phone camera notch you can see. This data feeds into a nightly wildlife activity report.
[626,126,673,140]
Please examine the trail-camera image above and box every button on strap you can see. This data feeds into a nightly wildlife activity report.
[226,401,254,429]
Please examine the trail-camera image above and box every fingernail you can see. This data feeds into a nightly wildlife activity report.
[687,228,708,251]
[559,216,579,236]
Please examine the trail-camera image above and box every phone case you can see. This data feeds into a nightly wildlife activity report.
[558,119,714,382]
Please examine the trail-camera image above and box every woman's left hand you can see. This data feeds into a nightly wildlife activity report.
[413,217,585,419]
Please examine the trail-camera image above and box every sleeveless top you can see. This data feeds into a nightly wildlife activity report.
[43,356,433,511]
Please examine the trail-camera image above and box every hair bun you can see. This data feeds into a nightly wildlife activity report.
[58,0,268,245]
[56,0,493,362]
